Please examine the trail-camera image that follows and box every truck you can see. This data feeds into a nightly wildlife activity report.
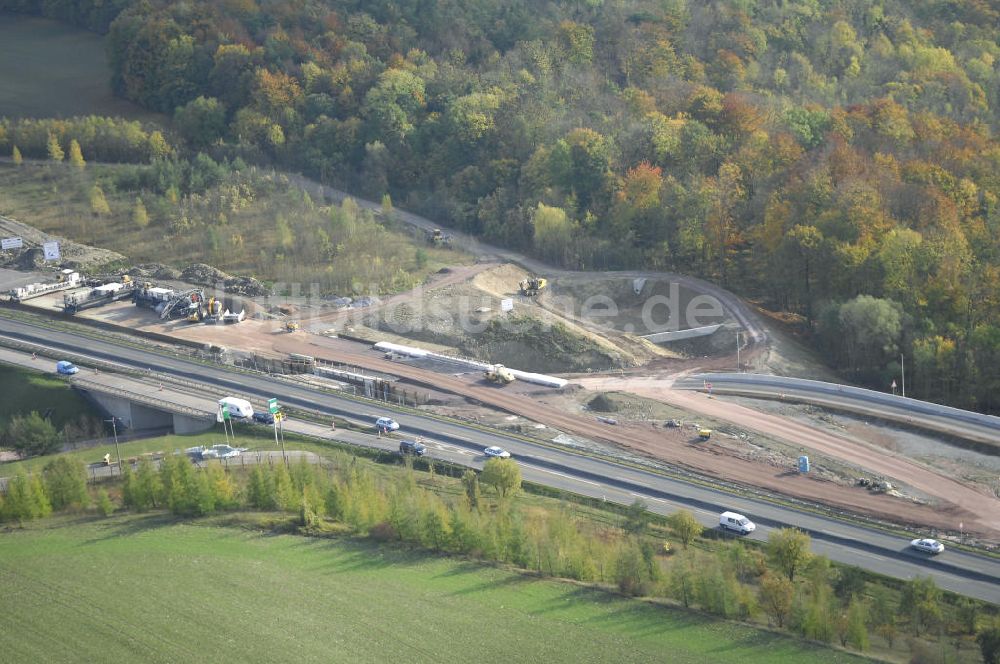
[484,364,515,385]
[218,397,254,419]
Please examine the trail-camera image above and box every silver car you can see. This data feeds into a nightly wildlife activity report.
[910,538,945,554]
[484,446,511,459]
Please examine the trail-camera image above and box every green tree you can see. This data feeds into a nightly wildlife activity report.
[837,295,903,377]
[42,457,89,511]
[12,145,22,165]
[1,472,41,522]
[133,456,163,510]
[95,488,115,517]
[666,509,703,548]
[978,622,1000,664]
[623,499,650,535]
[759,573,794,627]
[833,565,867,600]
[767,528,812,581]
[90,185,111,216]
[480,458,521,501]
[902,576,942,635]
[133,197,149,228]
[957,598,980,636]
[846,595,869,651]
[6,411,60,457]
[668,555,697,607]
[362,68,425,144]
[532,203,576,265]
[461,469,481,511]
[614,539,649,596]
[68,139,85,170]
[47,133,64,162]
[174,96,227,149]
[121,463,136,510]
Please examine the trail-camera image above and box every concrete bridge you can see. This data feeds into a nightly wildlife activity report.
[73,374,217,434]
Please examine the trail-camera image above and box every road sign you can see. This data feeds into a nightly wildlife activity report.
[221,405,230,421]
[268,398,279,414]
[891,379,897,389]
[43,240,60,261]
[1,237,23,250]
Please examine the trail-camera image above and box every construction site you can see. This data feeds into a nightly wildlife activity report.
[3,209,1000,545]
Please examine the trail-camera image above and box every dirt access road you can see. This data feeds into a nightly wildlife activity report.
[574,374,1000,536]
[285,173,769,347]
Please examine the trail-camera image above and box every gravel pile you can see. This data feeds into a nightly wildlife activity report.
[180,263,269,297]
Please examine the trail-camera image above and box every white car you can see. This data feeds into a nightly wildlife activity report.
[910,538,945,554]
[375,417,400,431]
[484,446,511,459]
[199,444,245,460]
[719,511,756,535]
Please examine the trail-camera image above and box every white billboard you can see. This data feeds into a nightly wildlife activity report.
[43,241,61,261]
[501,298,514,312]
[1,237,23,250]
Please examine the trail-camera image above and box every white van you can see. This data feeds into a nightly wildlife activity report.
[719,511,756,534]
[218,397,254,419]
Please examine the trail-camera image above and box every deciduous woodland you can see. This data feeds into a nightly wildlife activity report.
[2,0,999,412]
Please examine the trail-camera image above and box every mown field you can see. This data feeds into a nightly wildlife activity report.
[0,516,875,664]
[0,364,96,430]
[0,14,155,120]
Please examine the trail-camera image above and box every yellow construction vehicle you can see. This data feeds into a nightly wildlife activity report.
[484,364,516,385]
[698,429,713,440]
[284,320,300,332]
[518,276,547,296]
[426,228,452,247]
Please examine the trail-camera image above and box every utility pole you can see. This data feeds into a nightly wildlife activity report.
[278,413,287,466]
[736,330,742,372]
[104,418,122,475]
[901,354,906,398]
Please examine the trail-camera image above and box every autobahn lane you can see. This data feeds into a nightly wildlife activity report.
[1,315,998,602]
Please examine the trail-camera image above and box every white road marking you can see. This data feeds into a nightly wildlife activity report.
[534,467,601,487]
[629,492,667,503]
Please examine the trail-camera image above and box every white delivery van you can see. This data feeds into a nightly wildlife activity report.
[218,397,254,419]
[719,511,756,534]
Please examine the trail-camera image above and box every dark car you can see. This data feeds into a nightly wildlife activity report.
[252,411,275,425]
[399,439,427,456]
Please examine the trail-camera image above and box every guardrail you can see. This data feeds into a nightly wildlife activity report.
[681,373,1000,435]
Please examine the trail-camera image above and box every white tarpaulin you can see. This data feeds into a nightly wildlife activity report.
[42,241,60,260]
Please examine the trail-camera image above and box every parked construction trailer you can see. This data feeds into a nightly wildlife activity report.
[8,269,80,303]
[63,276,135,314]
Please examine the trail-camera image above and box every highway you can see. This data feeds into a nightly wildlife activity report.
[1,314,997,603]
[675,373,1000,445]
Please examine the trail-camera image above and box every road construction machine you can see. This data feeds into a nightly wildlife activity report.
[484,364,516,385]
[519,276,547,296]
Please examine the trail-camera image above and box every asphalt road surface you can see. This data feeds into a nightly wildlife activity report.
[1,315,997,603]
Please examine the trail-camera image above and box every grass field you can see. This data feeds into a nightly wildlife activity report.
[0,162,465,292]
[0,363,97,430]
[0,516,876,664]
[0,14,156,120]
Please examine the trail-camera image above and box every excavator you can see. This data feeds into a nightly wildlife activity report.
[484,364,515,385]
[518,276,547,296]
